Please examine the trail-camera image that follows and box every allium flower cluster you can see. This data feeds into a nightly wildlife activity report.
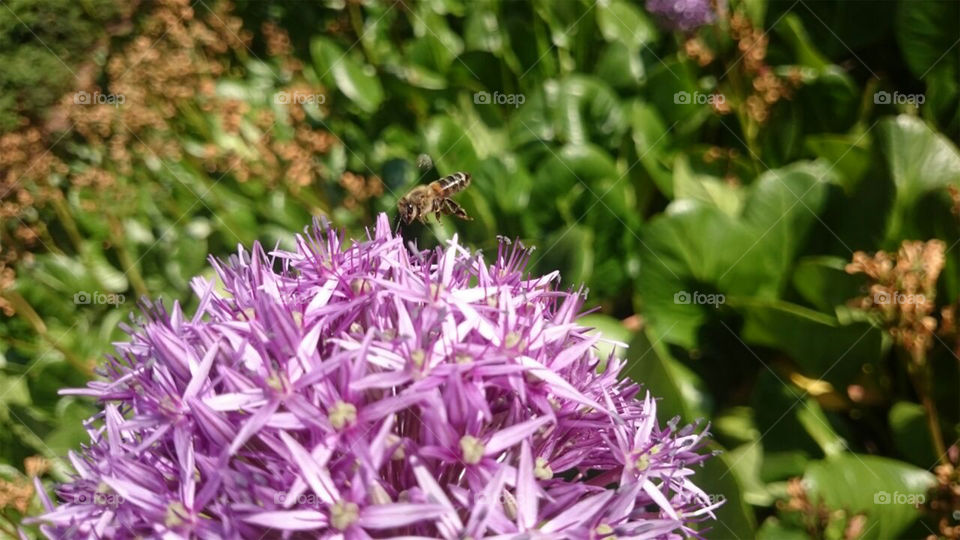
[646,0,718,31]
[33,214,718,538]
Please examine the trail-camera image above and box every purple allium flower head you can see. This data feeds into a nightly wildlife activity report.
[646,0,718,31]
[32,214,719,538]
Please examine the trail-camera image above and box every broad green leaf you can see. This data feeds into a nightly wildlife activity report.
[533,225,594,289]
[757,517,809,540]
[673,155,744,217]
[423,115,480,174]
[740,161,833,284]
[724,442,775,506]
[82,246,129,294]
[622,327,710,423]
[714,407,761,446]
[628,100,674,196]
[577,314,631,365]
[775,14,830,70]
[879,115,960,237]
[44,400,96,454]
[735,296,883,384]
[534,76,628,148]
[0,373,31,409]
[804,133,872,195]
[596,0,657,50]
[791,256,863,314]
[594,42,644,89]
[310,37,384,113]
[638,162,833,346]
[804,454,935,539]
[692,443,757,538]
[895,1,960,79]
[795,398,846,458]
[531,144,619,217]
[889,401,938,467]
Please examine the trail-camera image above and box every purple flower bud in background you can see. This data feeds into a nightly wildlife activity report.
[646,0,718,31]
[30,214,720,538]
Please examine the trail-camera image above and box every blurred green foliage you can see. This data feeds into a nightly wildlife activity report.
[0,0,121,131]
[2,0,960,537]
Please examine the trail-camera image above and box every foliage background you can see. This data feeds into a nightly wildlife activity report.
[1,0,959,537]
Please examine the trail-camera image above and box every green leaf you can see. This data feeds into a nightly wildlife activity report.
[636,202,753,347]
[83,246,129,294]
[423,115,480,174]
[791,256,863,313]
[537,76,628,148]
[310,37,384,113]
[889,401,938,467]
[0,373,31,410]
[594,42,645,89]
[533,225,594,289]
[596,0,657,50]
[724,442,775,506]
[622,327,710,423]
[804,133,872,195]
[895,1,960,79]
[804,454,935,539]
[735,296,883,383]
[795,398,846,458]
[692,443,758,538]
[637,162,833,346]
[757,517,809,540]
[628,100,674,196]
[879,115,960,237]
[740,161,834,284]
[577,314,631,366]
[775,14,830,70]
[673,155,744,217]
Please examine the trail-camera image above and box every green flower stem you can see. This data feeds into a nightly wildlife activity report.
[908,361,948,465]
[2,290,91,376]
[50,196,84,253]
[109,217,149,300]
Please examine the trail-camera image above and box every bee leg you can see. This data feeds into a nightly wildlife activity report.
[434,198,444,222]
[444,199,472,221]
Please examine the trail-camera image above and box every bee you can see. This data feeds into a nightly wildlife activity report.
[397,172,473,224]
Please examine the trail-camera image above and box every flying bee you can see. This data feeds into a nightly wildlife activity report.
[397,172,473,224]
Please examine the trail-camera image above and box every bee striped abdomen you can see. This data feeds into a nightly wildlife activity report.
[438,172,471,195]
